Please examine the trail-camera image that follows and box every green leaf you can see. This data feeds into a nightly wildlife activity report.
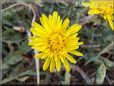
[16,76,29,82]
[85,56,99,65]
[105,34,114,41]
[101,57,114,68]
[19,41,31,54]
[94,59,103,65]
[96,63,106,84]
[0,63,9,70]
[1,77,18,84]
[19,70,36,77]
[5,52,23,65]
[3,11,13,20]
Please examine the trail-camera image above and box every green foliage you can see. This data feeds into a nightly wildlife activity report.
[100,57,114,68]
[2,0,114,85]
[96,63,106,84]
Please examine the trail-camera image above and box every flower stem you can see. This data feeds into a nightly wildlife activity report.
[35,56,40,84]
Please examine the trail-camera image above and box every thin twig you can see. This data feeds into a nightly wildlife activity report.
[1,2,36,24]
[26,30,40,85]
[81,44,100,48]
[98,42,114,56]
[78,15,97,25]
[2,2,39,84]
[71,65,93,85]
[106,75,112,85]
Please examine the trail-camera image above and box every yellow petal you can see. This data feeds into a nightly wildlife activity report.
[60,56,70,72]
[65,24,82,36]
[41,52,48,59]
[106,15,114,30]
[43,57,51,71]
[50,57,55,73]
[40,14,52,33]
[53,11,58,26]
[66,37,79,44]
[103,15,107,20]
[76,42,84,45]
[31,22,45,34]
[30,29,44,37]
[34,51,48,59]
[32,45,47,52]
[49,15,53,29]
[42,14,49,24]
[88,9,101,15]
[61,18,69,32]
[66,53,77,64]
[66,33,78,40]
[69,51,83,56]
[66,46,79,51]
[32,22,44,31]
[34,53,43,58]
[28,40,46,46]
[55,16,62,32]
[55,55,61,72]
[30,22,46,37]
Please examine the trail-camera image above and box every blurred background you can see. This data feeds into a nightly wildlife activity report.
[1,0,114,85]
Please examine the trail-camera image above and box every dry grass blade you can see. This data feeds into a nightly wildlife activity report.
[106,75,112,85]
[78,15,97,25]
[71,65,93,85]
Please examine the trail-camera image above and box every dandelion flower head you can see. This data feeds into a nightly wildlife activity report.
[28,11,83,72]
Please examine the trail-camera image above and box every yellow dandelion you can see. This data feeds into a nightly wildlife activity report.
[28,11,83,72]
[83,0,114,30]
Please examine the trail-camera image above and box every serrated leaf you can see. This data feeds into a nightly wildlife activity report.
[5,52,23,65]
[96,63,106,84]
[94,59,103,65]
[85,56,99,65]
[101,57,114,68]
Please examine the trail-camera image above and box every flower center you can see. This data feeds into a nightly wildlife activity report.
[48,32,66,54]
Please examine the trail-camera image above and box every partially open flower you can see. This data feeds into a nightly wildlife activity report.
[83,0,114,30]
[28,11,83,72]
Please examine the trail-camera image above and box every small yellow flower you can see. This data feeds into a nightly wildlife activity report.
[28,11,83,72]
[83,0,114,30]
